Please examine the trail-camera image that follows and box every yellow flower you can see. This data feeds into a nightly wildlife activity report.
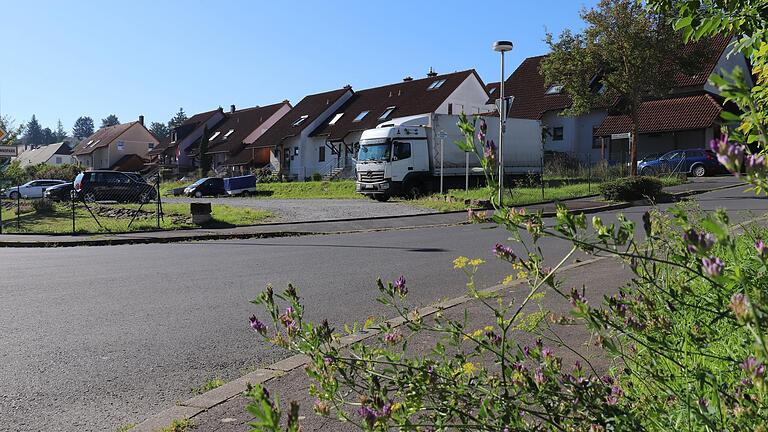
[484,326,494,332]
[462,362,476,375]
[517,271,528,279]
[503,275,515,285]
[464,329,484,340]
[391,402,403,412]
[469,258,485,267]
[453,256,469,269]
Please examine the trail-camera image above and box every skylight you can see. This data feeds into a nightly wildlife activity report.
[545,84,564,95]
[353,111,370,122]
[328,113,344,125]
[223,129,235,139]
[379,106,396,120]
[208,131,221,141]
[489,87,497,94]
[427,79,447,90]
[292,115,309,127]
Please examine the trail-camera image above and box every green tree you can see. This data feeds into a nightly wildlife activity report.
[100,114,120,128]
[24,114,43,145]
[54,119,67,142]
[540,0,682,175]
[72,116,94,139]
[167,107,188,130]
[149,121,169,140]
[41,127,55,144]
[198,124,212,176]
[0,115,24,147]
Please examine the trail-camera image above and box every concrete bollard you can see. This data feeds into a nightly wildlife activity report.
[191,202,212,225]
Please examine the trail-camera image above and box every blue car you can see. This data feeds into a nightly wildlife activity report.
[638,149,723,177]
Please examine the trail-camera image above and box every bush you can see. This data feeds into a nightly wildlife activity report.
[32,199,55,215]
[312,172,323,181]
[598,176,663,201]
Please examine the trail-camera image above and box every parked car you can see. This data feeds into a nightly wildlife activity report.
[0,179,68,199]
[638,149,724,177]
[44,182,74,201]
[184,177,226,198]
[73,170,157,203]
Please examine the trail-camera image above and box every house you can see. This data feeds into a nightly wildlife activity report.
[503,34,750,164]
[15,142,74,168]
[200,102,292,175]
[303,69,491,180]
[148,109,226,171]
[234,87,354,177]
[72,116,159,170]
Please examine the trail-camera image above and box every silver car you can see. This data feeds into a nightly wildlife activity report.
[1,179,68,199]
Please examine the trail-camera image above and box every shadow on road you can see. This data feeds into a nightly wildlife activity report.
[193,241,448,253]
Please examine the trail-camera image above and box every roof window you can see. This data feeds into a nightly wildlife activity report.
[379,106,396,120]
[545,84,564,95]
[292,115,309,127]
[427,79,446,90]
[223,129,235,139]
[489,87,497,94]
[328,113,344,125]
[353,111,370,122]
[208,131,221,141]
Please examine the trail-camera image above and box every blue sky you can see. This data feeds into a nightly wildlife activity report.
[0,0,597,134]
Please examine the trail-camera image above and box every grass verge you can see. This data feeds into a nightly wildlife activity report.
[191,378,225,395]
[157,418,195,432]
[161,179,360,200]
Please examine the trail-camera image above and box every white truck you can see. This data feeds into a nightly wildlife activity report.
[355,114,542,201]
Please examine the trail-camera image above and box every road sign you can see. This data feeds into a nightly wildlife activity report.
[0,146,17,157]
[0,126,6,141]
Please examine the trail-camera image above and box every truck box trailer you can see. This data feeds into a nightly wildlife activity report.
[355,114,542,200]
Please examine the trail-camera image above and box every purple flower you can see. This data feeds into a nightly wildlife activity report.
[746,154,767,173]
[697,397,709,411]
[523,346,531,358]
[383,331,403,345]
[730,293,750,320]
[756,240,767,259]
[485,330,502,346]
[323,356,333,366]
[541,347,553,359]
[606,385,624,405]
[701,256,724,277]
[484,139,496,162]
[534,367,546,385]
[249,315,267,334]
[393,275,407,297]
[479,118,488,135]
[710,135,744,173]
[358,406,377,426]
[742,356,766,380]
[493,243,517,261]
[683,229,715,254]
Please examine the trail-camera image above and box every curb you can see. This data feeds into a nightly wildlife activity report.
[132,256,609,431]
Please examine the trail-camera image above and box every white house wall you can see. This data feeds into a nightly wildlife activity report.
[540,111,607,162]
[437,75,492,115]
[704,38,754,94]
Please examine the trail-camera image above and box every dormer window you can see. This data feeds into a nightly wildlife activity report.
[545,84,564,95]
[208,131,221,141]
[353,111,370,122]
[489,87,497,94]
[171,131,177,143]
[292,115,309,127]
[427,79,447,90]
[223,129,235,140]
[328,113,344,125]
[379,106,396,120]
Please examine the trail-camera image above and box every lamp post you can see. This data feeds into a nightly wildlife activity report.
[493,40,513,205]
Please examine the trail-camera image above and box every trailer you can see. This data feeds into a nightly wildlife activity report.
[224,174,257,196]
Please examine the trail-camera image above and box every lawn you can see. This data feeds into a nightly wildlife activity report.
[0,201,273,234]
[161,179,361,200]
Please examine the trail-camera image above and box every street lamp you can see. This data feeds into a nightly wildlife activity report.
[493,40,513,205]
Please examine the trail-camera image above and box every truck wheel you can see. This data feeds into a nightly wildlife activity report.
[405,184,422,199]
[372,194,390,202]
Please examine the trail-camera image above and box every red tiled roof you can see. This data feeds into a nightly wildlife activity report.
[506,35,732,119]
[73,122,136,155]
[110,154,149,172]
[148,109,221,156]
[593,94,722,136]
[206,103,289,155]
[310,70,485,141]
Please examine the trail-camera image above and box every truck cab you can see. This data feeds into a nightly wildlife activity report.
[355,123,430,200]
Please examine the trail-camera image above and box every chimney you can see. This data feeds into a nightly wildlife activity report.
[343,84,352,90]
[230,104,236,113]
[427,67,437,77]
[138,115,144,126]
[403,76,413,82]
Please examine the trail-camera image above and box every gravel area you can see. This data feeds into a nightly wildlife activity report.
[163,197,432,222]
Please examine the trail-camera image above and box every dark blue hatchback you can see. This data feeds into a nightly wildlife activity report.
[638,149,724,177]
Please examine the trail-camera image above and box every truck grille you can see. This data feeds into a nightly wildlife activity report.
[358,170,385,183]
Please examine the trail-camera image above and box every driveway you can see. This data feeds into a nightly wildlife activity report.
[163,197,432,222]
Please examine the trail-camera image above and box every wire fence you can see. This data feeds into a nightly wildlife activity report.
[0,172,169,235]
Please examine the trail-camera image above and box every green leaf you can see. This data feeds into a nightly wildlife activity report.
[719,111,741,122]
[673,16,693,31]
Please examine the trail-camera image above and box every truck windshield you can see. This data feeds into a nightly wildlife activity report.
[358,143,391,162]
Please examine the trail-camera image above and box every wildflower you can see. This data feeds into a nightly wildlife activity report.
[462,362,476,376]
[393,275,407,297]
[358,406,377,427]
[453,256,469,269]
[314,399,331,416]
[570,288,588,306]
[477,119,487,142]
[541,347,553,359]
[323,356,333,366]
[701,256,724,277]
[485,329,502,346]
[746,153,767,174]
[697,397,709,411]
[683,229,715,254]
[249,315,267,335]
[469,258,485,267]
[484,139,496,162]
[493,243,517,261]
[730,293,750,320]
[383,331,403,345]
[502,275,515,285]
[710,135,744,173]
[534,367,546,385]
[756,240,767,259]
[606,385,623,406]
[742,356,766,381]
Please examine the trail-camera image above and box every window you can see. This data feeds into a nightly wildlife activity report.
[55,156,62,164]
[448,103,453,115]
[117,141,125,151]
[552,127,564,141]
[545,84,564,95]
[148,142,155,150]
[292,115,309,127]
[379,106,396,120]
[319,146,326,162]
[393,141,411,160]
[223,129,235,139]
[353,111,370,122]
[489,87,497,95]
[208,131,221,141]
[328,113,344,125]
[171,131,177,143]
[427,79,446,90]
[294,147,299,156]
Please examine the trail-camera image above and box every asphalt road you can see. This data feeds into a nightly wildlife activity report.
[1,185,766,431]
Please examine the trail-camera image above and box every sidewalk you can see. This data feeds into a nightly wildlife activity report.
[135,257,633,432]
[0,176,742,247]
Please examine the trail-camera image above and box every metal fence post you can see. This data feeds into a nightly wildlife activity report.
[156,176,161,229]
[588,153,592,194]
[71,190,76,235]
[0,192,3,235]
[540,152,545,201]
[16,185,20,230]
